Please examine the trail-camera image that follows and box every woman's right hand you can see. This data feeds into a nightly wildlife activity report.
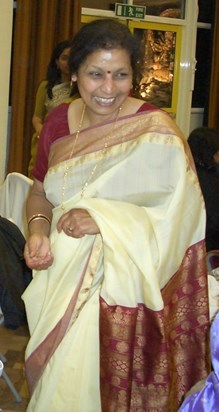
[24,232,54,270]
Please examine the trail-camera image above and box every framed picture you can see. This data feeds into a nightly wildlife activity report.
[129,21,182,115]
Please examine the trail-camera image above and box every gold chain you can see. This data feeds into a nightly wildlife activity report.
[61,103,86,210]
[61,103,122,209]
[80,105,122,198]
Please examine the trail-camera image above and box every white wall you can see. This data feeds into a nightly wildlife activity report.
[189,109,204,134]
[0,0,13,184]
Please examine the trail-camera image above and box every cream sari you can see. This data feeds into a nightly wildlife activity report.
[23,109,210,412]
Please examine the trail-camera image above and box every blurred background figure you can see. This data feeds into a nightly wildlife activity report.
[28,40,74,178]
[0,216,32,329]
[188,126,219,251]
[178,311,219,411]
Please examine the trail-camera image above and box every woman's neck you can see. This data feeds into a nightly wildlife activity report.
[84,108,121,128]
[61,73,70,83]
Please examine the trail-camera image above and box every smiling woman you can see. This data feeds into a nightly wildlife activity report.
[22,18,210,412]
[69,48,133,124]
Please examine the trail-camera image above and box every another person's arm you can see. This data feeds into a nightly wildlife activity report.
[32,80,48,136]
[32,115,44,137]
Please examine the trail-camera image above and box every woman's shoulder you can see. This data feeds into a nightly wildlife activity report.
[42,102,70,137]
[125,97,159,115]
[68,97,82,109]
[137,101,159,113]
[46,102,70,121]
[67,98,86,133]
[40,79,48,86]
[37,79,48,91]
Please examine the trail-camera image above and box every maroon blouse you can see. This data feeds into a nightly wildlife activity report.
[33,102,158,182]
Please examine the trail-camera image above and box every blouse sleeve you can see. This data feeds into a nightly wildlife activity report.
[137,102,159,112]
[33,80,48,121]
[32,103,70,182]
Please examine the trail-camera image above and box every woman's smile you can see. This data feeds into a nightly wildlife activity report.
[72,48,133,122]
[94,96,116,106]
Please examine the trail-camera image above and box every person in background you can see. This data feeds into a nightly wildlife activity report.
[23,19,210,412]
[0,216,32,329]
[28,40,75,178]
[178,311,219,411]
[188,126,219,251]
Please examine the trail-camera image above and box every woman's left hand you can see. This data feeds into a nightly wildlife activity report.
[57,208,100,238]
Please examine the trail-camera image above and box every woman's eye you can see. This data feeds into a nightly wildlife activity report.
[89,72,102,78]
[114,72,129,79]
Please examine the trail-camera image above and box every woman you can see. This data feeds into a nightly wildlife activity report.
[188,127,219,251]
[28,40,74,178]
[23,19,210,412]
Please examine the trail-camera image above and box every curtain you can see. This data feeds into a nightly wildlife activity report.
[208,0,219,131]
[8,0,81,176]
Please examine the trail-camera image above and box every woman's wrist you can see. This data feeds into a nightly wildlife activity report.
[28,214,51,236]
[28,213,51,227]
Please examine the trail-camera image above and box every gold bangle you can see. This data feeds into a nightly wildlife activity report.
[28,214,51,226]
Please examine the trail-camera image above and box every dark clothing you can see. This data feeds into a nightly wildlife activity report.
[196,165,219,251]
[0,217,32,329]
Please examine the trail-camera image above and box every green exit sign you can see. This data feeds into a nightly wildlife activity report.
[115,3,146,19]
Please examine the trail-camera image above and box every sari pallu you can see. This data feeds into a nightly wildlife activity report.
[22,109,210,412]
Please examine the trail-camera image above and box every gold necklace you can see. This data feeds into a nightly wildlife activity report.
[61,103,122,209]
[61,103,86,210]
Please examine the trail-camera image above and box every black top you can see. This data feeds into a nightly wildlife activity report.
[196,165,219,251]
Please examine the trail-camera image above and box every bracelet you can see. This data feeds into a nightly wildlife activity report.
[28,214,51,227]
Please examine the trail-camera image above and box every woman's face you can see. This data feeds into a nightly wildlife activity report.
[72,48,133,119]
[56,47,71,76]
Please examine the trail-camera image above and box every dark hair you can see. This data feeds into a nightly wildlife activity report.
[46,40,71,99]
[69,19,142,96]
[188,127,219,168]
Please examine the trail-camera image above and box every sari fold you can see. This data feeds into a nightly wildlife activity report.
[22,109,210,411]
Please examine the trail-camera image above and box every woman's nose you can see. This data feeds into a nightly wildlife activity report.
[101,75,115,94]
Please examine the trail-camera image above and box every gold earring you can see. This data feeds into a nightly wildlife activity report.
[71,77,76,86]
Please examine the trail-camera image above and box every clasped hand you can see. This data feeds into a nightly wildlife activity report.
[24,209,99,270]
[57,208,99,238]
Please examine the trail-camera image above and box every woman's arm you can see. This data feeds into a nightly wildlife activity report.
[24,179,54,270]
[26,179,53,234]
[32,114,44,136]
[32,80,48,135]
